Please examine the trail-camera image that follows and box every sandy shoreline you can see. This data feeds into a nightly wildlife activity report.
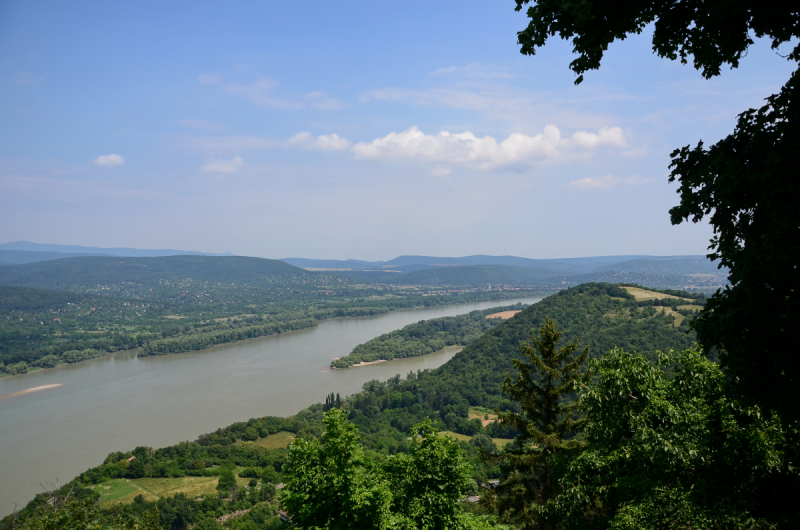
[331,347,464,369]
[485,310,522,320]
[0,383,63,401]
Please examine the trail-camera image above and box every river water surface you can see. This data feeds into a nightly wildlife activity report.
[0,296,542,515]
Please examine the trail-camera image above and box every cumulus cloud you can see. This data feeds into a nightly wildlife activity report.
[351,125,625,170]
[570,127,627,148]
[286,132,351,150]
[201,156,243,173]
[93,154,125,167]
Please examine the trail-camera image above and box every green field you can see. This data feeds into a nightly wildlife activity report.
[438,430,513,448]
[94,472,256,506]
[250,431,296,450]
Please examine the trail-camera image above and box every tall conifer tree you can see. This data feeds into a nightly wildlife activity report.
[487,317,590,529]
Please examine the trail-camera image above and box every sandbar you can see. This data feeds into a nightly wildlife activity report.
[485,310,521,320]
[0,383,63,401]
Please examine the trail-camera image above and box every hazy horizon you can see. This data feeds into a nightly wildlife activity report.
[0,239,712,263]
[2,1,795,260]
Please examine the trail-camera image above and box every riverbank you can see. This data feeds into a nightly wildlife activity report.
[331,346,465,369]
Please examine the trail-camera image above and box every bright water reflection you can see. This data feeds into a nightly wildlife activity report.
[0,296,542,515]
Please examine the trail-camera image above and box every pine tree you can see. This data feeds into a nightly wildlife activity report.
[486,317,590,529]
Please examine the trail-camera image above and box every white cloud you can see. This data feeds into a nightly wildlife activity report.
[287,132,351,151]
[431,167,452,177]
[200,156,243,173]
[570,127,627,148]
[93,154,125,167]
[351,125,625,170]
[568,175,622,189]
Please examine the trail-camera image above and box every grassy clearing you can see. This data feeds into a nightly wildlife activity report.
[468,406,498,426]
[438,431,472,442]
[92,479,140,504]
[250,431,296,450]
[133,476,220,499]
[438,430,514,448]
[96,472,257,506]
[656,307,686,326]
[622,286,692,302]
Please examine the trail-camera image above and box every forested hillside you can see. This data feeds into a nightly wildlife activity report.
[345,283,702,434]
[331,302,528,368]
[0,255,324,295]
[399,264,563,286]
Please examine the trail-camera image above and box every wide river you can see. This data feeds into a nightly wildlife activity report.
[0,296,542,516]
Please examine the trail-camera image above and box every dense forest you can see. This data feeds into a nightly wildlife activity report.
[331,303,528,368]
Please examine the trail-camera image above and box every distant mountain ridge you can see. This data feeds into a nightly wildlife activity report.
[0,241,234,260]
[0,255,317,293]
[281,254,711,273]
[282,254,728,290]
[0,250,108,266]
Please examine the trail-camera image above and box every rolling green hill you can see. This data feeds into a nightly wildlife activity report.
[343,283,704,439]
[0,255,321,292]
[399,264,564,286]
[592,257,728,276]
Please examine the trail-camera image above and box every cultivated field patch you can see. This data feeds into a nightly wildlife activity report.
[92,479,140,504]
[251,431,296,450]
[469,406,498,427]
[622,286,693,302]
[438,430,513,448]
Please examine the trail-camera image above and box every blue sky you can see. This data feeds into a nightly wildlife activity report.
[1,1,796,260]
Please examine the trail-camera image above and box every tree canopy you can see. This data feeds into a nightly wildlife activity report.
[514,0,799,83]
[516,0,800,423]
[548,348,799,529]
